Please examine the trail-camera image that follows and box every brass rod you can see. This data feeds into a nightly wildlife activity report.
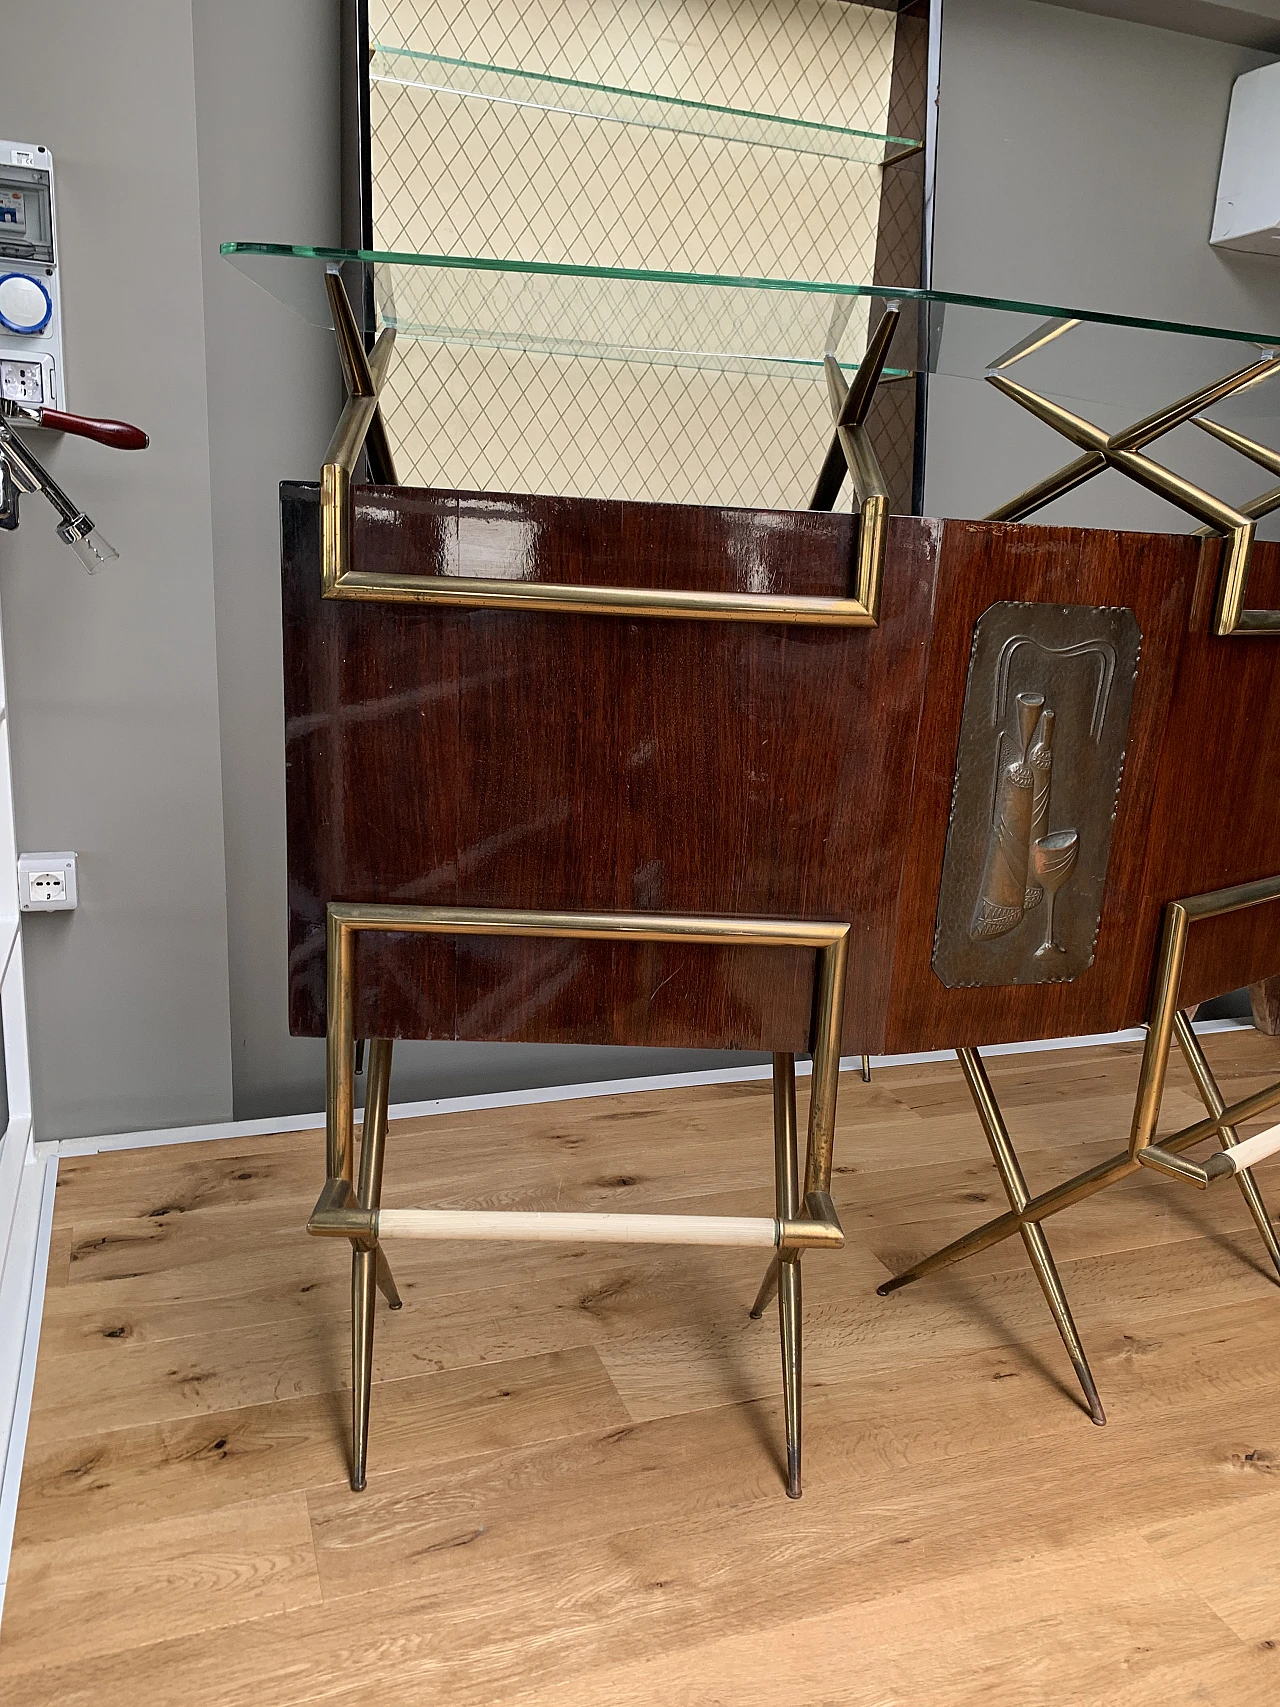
[778,1257,802,1498]
[1180,871,1280,920]
[351,1248,375,1489]
[808,432,847,512]
[357,1039,394,1211]
[804,934,851,1196]
[367,326,397,392]
[838,304,901,431]
[329,567,878,626]
[1109,444,1252,538]
[325,908,354,1182]
[325,268,377,399]
[324,398,378,474]
[374,1245,403,1310]
[985,452,1107,524]
[772,1051,803,1497]
[1108,356,1280,454]
[1175,1010,1280,1279]
[749,1258,780,1318]
[876,1203,1023,1293]
[1136,1146,1211,1188]
[1160,1079,1280,1156]
[330,901,849,950]
[950,1050,1105,1421]
[773,1053,799,1225]
[1193,413,1280,477]
[1129,903,1189,1157]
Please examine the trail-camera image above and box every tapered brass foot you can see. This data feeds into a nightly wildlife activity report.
[771,1053,805,1496]
[351,1245,376,1490]
[956,1047,1105,1424]
[879,1048,1106,1422]
[778,1255,802,1497]
[375,1245,403,1309]
[1019,1220,1106,1424]
[1235,1167,1280,1282]
[349,1036,394,1490]
[749,1256,779,1320]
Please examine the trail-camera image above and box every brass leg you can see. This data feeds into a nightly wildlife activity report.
[374,1245,403,1309]
[350,1037,394,1491]
[956,1047,1105,1424]
[1174,1011,1280,1282]
[351,1246,376,1491]
[861,1054,872,1083]
[779,1257,802,1499]
[877,1204,1023,1294]
[772,1053,804,1497]
[1019,1221,1105,1424]
[749,1256,779,1321]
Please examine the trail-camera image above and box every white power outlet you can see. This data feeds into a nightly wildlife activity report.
[18,851,77,912]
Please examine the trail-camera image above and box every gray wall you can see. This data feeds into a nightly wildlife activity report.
[7,0,1277,1138]
[196,2,767,1123]
[4,1,233,1141]
[926,0,1280,526]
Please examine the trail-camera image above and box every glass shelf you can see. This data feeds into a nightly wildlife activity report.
[369,44,921,166]
[222,243,1280,417]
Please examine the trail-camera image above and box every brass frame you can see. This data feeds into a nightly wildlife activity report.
[878,873,1280,1418]
[317,268,895,627]
[308,900,851,1496]
[985,356,1280,636]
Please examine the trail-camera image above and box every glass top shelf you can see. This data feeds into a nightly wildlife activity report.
[369,43,921,166]
[222,243,1280,414]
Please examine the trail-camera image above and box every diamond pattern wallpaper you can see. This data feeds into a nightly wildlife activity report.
[368,0,905,509]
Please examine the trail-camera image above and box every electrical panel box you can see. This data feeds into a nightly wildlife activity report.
[0,140,63,408]
[1212,62,1280,256]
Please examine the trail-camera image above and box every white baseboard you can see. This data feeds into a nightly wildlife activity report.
[0,1134,55,1625]
[43,1018,1251,1160]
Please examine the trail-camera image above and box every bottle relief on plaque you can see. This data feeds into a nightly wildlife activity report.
[933,603,1140,990]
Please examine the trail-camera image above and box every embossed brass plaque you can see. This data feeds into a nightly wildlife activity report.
[932,602,1141,989]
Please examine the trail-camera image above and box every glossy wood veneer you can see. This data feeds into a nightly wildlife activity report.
[281,485,1280,1053]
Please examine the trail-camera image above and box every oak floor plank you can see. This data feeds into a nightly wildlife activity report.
[1145,1484,1280,1643]
[8,1388,1279,1707]
[13,1344,628,1544]
[524,1534,1258,1707]
[0,1492,322,1676]
[4,1030,1279,1706]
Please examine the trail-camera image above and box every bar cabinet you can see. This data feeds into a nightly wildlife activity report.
[226,240,1280,1496]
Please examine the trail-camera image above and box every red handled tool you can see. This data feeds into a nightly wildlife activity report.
[10,405,149,450]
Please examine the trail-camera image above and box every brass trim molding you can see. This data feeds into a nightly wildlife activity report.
[317,268,894,627]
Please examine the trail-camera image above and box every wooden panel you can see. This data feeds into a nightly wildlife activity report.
[283,486,940,1051]
[1127,540,1280,1013]
[881,520,1197,1053]
[285,489,1280,1054]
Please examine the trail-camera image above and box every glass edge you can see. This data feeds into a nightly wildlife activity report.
[218,245,1280,346]
[369,42,920,149]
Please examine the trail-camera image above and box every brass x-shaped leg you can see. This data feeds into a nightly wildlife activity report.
[1172,1011,1280,1282]
[877,878,1280,1422]
[985,351,1280,636]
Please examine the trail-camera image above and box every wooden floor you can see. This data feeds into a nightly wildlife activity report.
[4,1032,1280,1705]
